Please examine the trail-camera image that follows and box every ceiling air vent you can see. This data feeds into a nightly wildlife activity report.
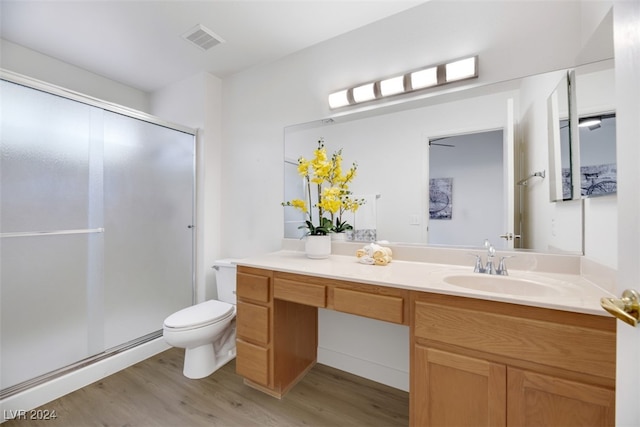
[182,24,225,51]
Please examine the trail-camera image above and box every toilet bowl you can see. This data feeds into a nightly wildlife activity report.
[162,259,239,379]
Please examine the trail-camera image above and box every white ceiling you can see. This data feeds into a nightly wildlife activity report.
[0,1,424,93]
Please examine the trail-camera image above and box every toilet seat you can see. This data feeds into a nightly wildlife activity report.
[163,300,235,331]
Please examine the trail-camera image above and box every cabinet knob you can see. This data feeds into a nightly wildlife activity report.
[600,289,639,327]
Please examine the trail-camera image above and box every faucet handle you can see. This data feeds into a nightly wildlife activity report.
[468,253,485,273]
[496,256,514,276]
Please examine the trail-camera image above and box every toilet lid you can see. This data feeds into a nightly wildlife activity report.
[164,300,234,329]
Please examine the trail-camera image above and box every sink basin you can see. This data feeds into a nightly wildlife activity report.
[443,274,571,297]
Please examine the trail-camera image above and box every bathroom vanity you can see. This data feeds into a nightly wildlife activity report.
[235,249,616,426]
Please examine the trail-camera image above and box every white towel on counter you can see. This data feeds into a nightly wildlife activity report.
[355,243,393,266]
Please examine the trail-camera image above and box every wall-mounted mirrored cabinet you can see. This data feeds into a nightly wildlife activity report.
[578,112,616,197]
[547,70,575,202]
[546,59,616,202]
[575,60,617,199]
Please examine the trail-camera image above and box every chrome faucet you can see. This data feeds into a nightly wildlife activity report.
[469,240,510,275]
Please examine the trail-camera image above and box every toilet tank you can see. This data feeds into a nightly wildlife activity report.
[213,259,239,305]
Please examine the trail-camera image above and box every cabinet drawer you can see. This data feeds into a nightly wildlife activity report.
[236,340,270,386]
[414,299,615,379]
[237,301,269,345]
[274,278,326,307]
[333,287,404,324]
[237,272,270,303]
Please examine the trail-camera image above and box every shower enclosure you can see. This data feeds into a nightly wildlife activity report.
[0,73,195,396]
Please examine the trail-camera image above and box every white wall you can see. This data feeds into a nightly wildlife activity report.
[0,39,150,113]
[150,73,224,302]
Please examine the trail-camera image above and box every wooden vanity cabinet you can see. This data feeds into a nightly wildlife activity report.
[235,267,273,388]
[410,292,616,427]
[236,265,615,425]
[236,266,319,398]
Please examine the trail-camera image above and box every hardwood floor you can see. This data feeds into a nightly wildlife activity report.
[5,347,409,426]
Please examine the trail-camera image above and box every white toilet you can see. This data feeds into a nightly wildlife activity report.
[163,259,238,379]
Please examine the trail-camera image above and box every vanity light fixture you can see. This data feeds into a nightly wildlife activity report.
[328,89,351,109]
[445,57,478,82]
[380,75,406,96]
[578,117,602,129]
[328,55,478,109]
[410,66,438,90]
[352,82,377,103]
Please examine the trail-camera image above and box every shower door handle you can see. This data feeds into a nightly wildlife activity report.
[0,228,105,238]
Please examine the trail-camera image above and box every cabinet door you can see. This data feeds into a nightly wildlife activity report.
[413,346,506,427]
[507,368,615,426]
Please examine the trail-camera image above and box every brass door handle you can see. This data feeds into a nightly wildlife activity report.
[600,289,640,327]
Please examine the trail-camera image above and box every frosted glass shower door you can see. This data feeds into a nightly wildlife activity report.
[102,112,194,349]
[1,78,195,393]
[0,80,102,389]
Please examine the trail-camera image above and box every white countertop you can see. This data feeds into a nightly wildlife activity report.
[237,250,615,316]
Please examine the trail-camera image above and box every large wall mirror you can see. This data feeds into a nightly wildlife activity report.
[283,72,520,250]
[284,59,615,254]
[284,8,614,254]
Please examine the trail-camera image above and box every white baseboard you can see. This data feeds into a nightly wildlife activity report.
[317,346,409,392]
[1,338,170,422]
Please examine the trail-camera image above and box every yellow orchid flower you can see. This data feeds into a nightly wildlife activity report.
[282,137,364,236]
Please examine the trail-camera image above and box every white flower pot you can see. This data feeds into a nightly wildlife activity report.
[305,235,331,259]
